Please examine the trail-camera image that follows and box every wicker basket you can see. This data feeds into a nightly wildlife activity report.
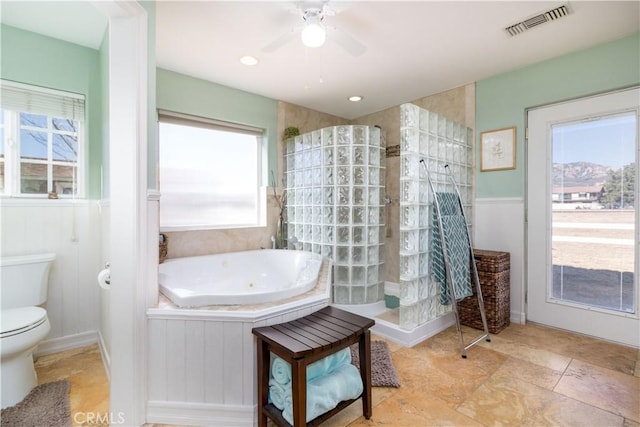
[458,249,510,334]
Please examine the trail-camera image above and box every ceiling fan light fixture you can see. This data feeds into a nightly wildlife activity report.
[301,11,326,48]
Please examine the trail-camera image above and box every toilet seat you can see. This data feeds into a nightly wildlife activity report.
[1,307,48,338]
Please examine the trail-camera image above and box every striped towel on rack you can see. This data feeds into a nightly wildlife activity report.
[431,192,473,305]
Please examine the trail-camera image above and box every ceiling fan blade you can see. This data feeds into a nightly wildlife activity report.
[327,25,366,56]
[262,29,297,53]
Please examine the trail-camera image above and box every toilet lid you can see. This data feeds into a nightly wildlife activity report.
[1,307,47,336]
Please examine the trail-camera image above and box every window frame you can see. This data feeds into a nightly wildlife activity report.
[157,109,266,231]
[0,80,85,199]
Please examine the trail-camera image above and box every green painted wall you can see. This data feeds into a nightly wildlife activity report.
[0,24,104,199]
[142,1,158,190]
[476,32,640,198]
[156,68,279,183]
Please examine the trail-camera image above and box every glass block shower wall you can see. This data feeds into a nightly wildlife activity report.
[398,103,474,330]
[284,125,386,304]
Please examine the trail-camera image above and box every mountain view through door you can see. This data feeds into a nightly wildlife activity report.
[551,113,636,313]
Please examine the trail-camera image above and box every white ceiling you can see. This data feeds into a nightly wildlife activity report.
[2,1,638,119]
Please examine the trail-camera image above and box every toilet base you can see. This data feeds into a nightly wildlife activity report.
[1,351,38,409]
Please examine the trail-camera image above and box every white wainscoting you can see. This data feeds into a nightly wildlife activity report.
[146,301,328,427]
[474,197,526,324]
[1,200,102,355]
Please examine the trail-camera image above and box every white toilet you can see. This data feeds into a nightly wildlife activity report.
[1,253,56,409]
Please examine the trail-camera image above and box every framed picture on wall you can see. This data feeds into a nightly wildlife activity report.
[480,127,516,172]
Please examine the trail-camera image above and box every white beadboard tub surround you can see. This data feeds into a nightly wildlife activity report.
[146,258,332,427]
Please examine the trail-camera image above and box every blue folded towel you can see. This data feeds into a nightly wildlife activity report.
[268,378,290,410]
[269,348,352,385]
[282,363,364,425]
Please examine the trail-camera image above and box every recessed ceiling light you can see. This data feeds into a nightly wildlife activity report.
[239,55,258,66]
[348,95,363,102]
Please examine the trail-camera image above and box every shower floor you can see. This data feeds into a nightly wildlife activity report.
[332,301,455,347]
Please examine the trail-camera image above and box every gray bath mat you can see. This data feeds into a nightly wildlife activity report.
[1,380,71,427]
[350,340,401,388]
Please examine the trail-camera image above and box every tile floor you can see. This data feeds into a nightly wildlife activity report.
[35,322,639,426]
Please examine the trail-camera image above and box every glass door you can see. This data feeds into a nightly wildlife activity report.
[527,88,639,347]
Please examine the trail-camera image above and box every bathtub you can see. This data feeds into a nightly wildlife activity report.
[158,249,323,307]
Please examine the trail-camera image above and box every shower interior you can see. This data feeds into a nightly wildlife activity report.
[283,104,474,345]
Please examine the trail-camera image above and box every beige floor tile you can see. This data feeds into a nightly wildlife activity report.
[458,371,622,427]
[478,333,572,371]
[554,359,640,422]
[492,356,564,390]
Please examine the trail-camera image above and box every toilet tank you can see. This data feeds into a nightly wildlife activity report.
[0,253,56,309]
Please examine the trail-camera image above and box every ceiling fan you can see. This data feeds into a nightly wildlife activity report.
[262,1,367,57]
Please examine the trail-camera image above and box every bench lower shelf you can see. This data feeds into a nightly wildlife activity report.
[262,396,361,427]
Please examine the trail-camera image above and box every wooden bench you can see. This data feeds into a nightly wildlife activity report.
[252,306,375,426]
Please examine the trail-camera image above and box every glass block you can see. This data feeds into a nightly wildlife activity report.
[353,146,365,165]
[419,254,428,275]
[378,262,385,281]
[337,166,350,185]
[337,226,350,244]
[368,147,380,166]
[312,188,321,205]
[353,166,365,185]
[312,148,321,167]
[378,281,386,300]
[337,126,353,145]
[295,135,303,152]
[366,265,378,284]
[304,188,312,204]
[337,206,350,224]
[286,206,295,222]
[400,254,418,280]
[419,299,430,323]
[302,150,312,168]
[322,127,334,146]
[354,125,366,145]
[353,187,365,205]
[310,168,320,187]
[337,246,350,263]
[428,278,438,299]
[401,103,419,128]
[438,115,446,136]
[303,132,312,150]
[311,206,321,223]
[400,303,418,330]
[368,167,380,185]
[352,246,365,264]
[285,154,294,171]
[401,128,418,153]
[419,206,429,228]
[419,182,429,204]
[368,187,379,205]
[379,226,386,242]
[323,167,334,186]
[352,207,365,224]
[303,241,312,251]
[400,152,419,180]
[323,206,334,224]
[287,190,296,206]
[400,229,418,254]
[312,244,321,254]
[303,169,312,187]
[322,146,334,165]
[303,224,311,241]
[333,285,349,304]
[352,267,366,284]
[400,279,418,305]
[367,227,379,245]
[379,166,386,186]
[368,207,379,225]
[337,186,350,205]
[337,146,350,164]
[322,245,334,259]
[400,205,418,228]
[370,126,381,147]
[419,229,428,252]
[351,286,365,303]
[323,187,333,205]
[312,130,322,147]
[285,171,294,188]
[400,180,417,204]
[295,171,303,187]
[295,224,303,239]
[303,206,311,222]
[429,112,438,135]
[366,284,380,304]
[428,135,438,157]
[353,226,364,244]
[418,277,429,300]
[367,245,378,263]
[419,131,429,156]
[419,108,430,131]
[285,139,295,154]
[323,226,335,244]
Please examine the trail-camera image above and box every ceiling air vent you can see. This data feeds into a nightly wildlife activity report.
[505,4,570,37]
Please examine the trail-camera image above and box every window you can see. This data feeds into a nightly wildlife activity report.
[0,80,85,197]
[158,110,264,230]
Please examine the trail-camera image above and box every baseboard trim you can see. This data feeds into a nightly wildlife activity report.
[511,310,526,325]
[35,330,98,357]
[146,400,255,427]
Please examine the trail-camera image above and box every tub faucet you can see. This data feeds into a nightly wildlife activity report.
[271,235,276,249]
